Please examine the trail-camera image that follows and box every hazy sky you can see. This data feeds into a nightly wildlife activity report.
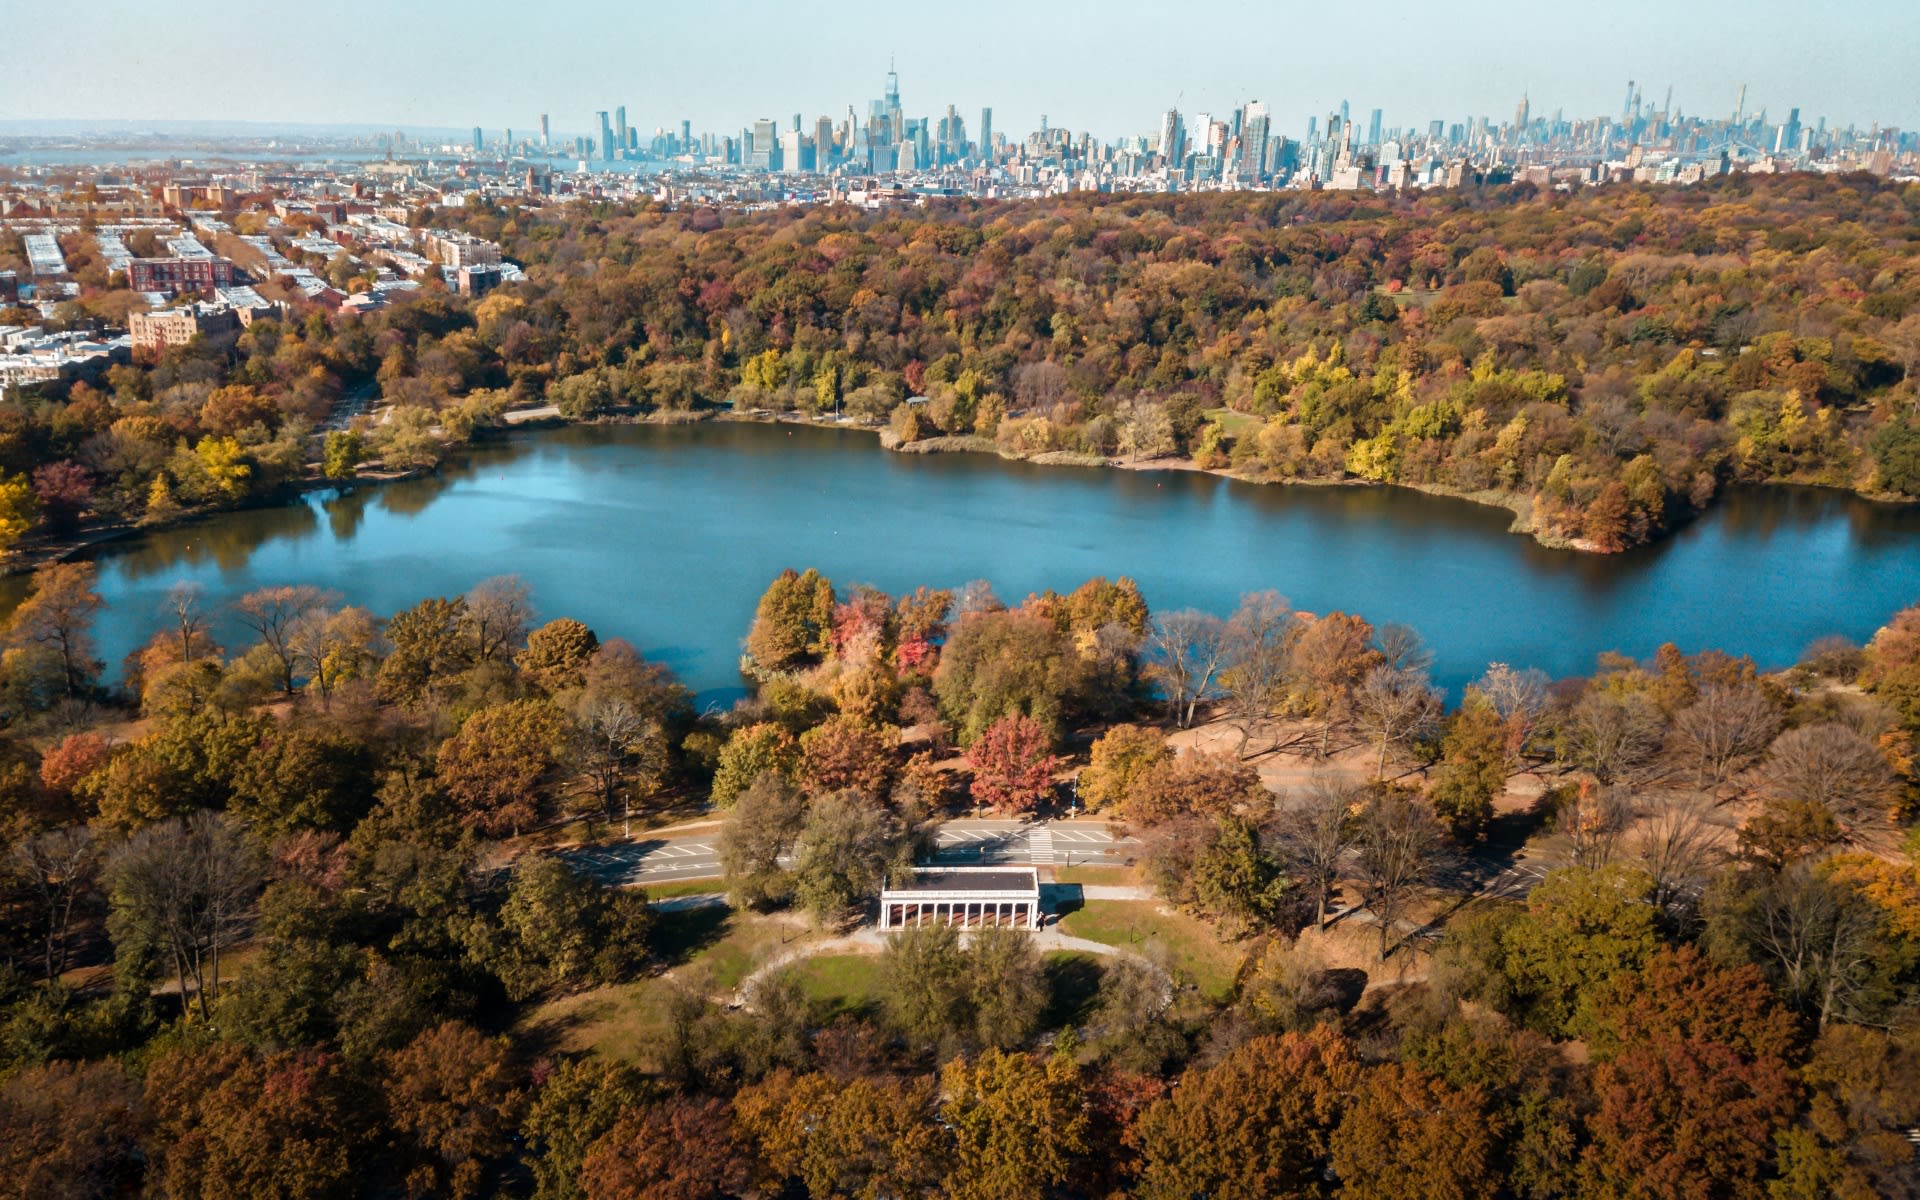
[8,0,1916,138]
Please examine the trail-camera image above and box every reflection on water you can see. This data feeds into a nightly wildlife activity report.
[4,421,1916,705]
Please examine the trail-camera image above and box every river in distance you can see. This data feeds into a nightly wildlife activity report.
[20,421,1920,707]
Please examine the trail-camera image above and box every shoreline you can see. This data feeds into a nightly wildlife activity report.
[7,403,1911,577]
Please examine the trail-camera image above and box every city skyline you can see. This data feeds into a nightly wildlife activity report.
[7,0,1919,136]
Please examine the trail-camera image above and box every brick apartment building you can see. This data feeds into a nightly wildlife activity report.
[129,306,243,357]
[128,256,239,296]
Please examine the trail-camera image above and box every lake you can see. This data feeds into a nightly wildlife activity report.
[18,421,1920,705]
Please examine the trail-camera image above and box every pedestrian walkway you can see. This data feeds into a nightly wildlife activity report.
[1028,827,1055,864]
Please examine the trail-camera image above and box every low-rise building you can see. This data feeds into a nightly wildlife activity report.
[129,305,242,356]
[877,867,1043,930]
[456,262,502,296]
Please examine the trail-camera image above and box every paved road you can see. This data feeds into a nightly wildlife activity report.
[562,819,1141,888]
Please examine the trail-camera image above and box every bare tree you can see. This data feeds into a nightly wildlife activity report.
[288,606,380,708]
[1351,788,1449,958]
[1477,662,1549,772]
[232,584,335,694]
[1219,591,1295,758]
[1671,682,1781,793]
[1012,361,1068,411]
[1563,690,1666,786]
[1374,623,1433,674]
[162,580,216,662]
[572,694,666,833]
[1273,775,1359,930]
[1760,722,1901,832]
[1148,609,1230,729]
[10,827,99,981]
[106,812,264,1021]
[1730,864,1889,1032]
[1353,665,1442,779]
[464,575,534,664]
[1633,794,1723,918]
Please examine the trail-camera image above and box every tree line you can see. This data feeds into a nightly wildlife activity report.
[9,174,1920,557]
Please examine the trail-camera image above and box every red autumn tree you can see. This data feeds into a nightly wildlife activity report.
[580,1097,752,1200]
[1580,1035,1800,1200]
[965,713,1059,813]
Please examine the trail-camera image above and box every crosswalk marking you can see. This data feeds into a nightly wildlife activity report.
[1028,828,1056,864]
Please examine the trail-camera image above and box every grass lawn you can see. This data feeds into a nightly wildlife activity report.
[1051,865,1143,887]
[1060,901,1243,1002]
[519,906,816,1065]
[1202,407,1262,437]
[641,879,729,900]
[786,953,885,1019]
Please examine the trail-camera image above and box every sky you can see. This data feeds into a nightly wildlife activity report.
[6,0,1917,140]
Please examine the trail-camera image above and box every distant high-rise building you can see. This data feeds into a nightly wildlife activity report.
[1155,109,1180,165]
[614,106,628,157]
[540,114,550,149]
[1240,101,1269,180]
[1367,108,1383,146]
[815,115,835,165]
[979,107,992,160]
[681,119,692,152]
[1621,80,1636,122]
[472,126,483,152]
[751,117,778,170]
[597,111,613,161]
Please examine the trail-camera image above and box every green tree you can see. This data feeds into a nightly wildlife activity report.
[378,596,471,706]
[522,1058,654,1200]
[0,473,37,554]
[321,429,363,479]
[719,771,807,909]
[479,857,652,999]
[1428,689,1508,841]
[745,568,835,671]
[1869,406,1920,496]
[1501,864,1662,1035]
[943,1049,1090,1200]
[792,789,900,927]
[709,722,798,808]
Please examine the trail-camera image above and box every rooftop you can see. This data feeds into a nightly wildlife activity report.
[883,867,1039,896]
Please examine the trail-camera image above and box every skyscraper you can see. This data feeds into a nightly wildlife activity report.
[614,106,628,158]
[815,115,835,166]
[979,107,992,160]
[597,111,613,161]
[1239,101,1269,180]
[751,118,777,170]
[539,113,550,150]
